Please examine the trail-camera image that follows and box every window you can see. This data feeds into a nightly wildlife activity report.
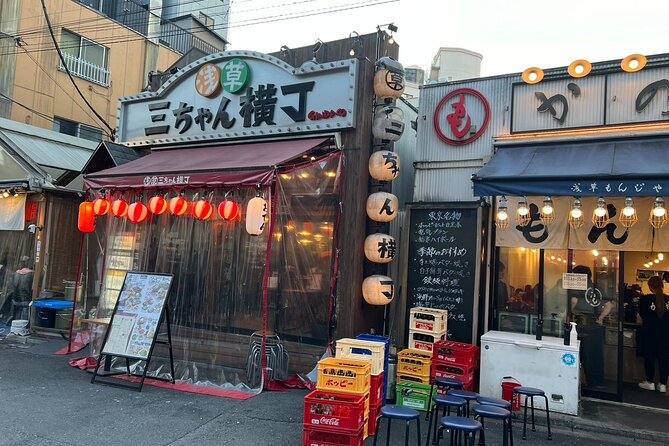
[53,117,103,142]
[59,29,110,86]
[199,12,215,29]
[78,0,102,10]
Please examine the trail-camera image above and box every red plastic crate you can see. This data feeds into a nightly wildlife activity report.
[432,341,480,368]
[303,426,364,446]
[304,390,366,433]
[431,361,476,385]
[370,373,384,408]
[367,401,383,437]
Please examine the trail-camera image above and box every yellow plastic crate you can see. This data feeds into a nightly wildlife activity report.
[335,338,386,376]
[397,373,431,385]
[317,357,371,395]
[409,307,448,335]
[397,349,432,378]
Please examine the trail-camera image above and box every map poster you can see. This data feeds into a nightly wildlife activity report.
[102,272,173,360]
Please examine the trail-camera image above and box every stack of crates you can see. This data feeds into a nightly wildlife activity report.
[335,338,386,437]
[304,357,371,445]
[407,307,448,355]
[395,348,435,411]
[355,334,390,405]
[431,340,480,392]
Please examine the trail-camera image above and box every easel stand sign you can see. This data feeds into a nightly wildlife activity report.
[91,272,175,392]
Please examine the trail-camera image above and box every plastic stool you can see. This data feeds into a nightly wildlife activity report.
[447,389,479,417]
[476,396,512,410]
[426,377,465,420]
[473,404,513,446]
[426,395,467,446]
[512,386,551,440]
[436,416,482,446]
[373,404,422,446]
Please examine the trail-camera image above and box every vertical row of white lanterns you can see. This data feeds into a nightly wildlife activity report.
[362,57,405,305]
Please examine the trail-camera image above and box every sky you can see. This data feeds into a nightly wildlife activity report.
[226,0,669,77]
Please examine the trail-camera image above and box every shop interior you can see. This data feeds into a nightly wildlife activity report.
[495,247,669,409]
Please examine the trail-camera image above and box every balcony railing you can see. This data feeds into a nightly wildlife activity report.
[58,52,111,87]
[159,20,221,56]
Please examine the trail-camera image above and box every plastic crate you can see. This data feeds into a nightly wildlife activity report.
[304,390,367,433]
[397,373,431,385]
[437,379,476,394]
[409,307,448,335]
[431,362,476,385]
[335,338,386,376]
[369,372,384,408]
[302,426,364,446]
[433,340,480,368]
[317,358,371,396]
[396,381,436,412]
[367,401,382,437]
[397,349,432,378]
[355,334,390,403]
[408,330,447,354]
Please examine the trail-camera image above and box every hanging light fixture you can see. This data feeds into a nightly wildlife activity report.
[619,196,638,228]
[540,196,555,225]
[516,197,531,226]
[649,196,668,229]
[568,198,584,229]
[592,197,610,228]
[495,196,509,229]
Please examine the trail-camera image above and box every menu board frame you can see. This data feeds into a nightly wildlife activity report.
[92,272,174,391]
[401,202,484,344]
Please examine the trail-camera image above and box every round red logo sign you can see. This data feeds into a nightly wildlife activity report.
[433,88,490,146]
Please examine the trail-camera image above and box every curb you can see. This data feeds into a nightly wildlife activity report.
[549,412,668,443]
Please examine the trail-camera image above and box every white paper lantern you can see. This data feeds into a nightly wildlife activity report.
[369,150,400,181]
[372,106,405,142]
[364,233,396,263]
[362,275,394,305]
[366,192,398,222]
[246,196,268,236]
[374,57,405,100]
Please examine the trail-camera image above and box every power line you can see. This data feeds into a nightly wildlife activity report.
[0,92,58,124]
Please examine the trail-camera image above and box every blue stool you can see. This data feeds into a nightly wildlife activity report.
[472,404,513,446]
[511,387,551,440]
[373,405,422,446]
[426,378,465,420]
[426,395,467,446]
[447,389,479,417]
[436,416,482,446]
[476,396,512,411]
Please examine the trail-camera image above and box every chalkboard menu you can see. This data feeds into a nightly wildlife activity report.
[102,272,173,360]
[404,204,481,344]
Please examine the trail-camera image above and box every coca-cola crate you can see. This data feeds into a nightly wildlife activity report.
[370,372,384,407]
[433,340,480,368]
[431,361,476,386]
[408,329,446,354]
[367,401,383,437]
[409,307,448,335]
[316,358,371,395]
[304,390,366,433]
[335,338,386,376]
[303,425,364,446]
[397,349,432,378]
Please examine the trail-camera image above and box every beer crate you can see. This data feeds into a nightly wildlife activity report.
[408,329,447,354]
[356,334,390,403]
[397,373,431,385]
[303,390,366,433]
[396,381,436,412]
[431,361,476,386]
[302,425,364,446]
[367,401,383,437]
[369,372,384,408]
[335,338,386,376]
[409,307,448,335]
[432,340,480,368]
[317,358,371,396]
[397,349,432,378]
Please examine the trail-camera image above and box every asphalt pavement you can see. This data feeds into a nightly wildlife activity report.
[0,333,666,446]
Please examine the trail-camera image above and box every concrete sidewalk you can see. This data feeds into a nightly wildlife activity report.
[1,333,668,446]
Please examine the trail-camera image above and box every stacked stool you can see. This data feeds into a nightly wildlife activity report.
[373,405,422,446]
[512,386,551,440]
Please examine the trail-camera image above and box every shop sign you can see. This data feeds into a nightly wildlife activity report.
[512,67,669,132]
[562,273,587,291]
[433,88,490,146]
[117,52,359,147]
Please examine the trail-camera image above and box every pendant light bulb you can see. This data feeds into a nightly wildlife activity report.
[594,198,607,217]
[541,196,554,215]
[570,208,582,219]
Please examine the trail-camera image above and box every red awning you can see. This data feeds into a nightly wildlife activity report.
[84,138,330,190]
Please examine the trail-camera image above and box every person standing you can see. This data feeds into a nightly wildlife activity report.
[8,256,34,322]
[638,275,669,393]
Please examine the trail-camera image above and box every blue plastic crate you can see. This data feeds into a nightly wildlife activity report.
[356,334,390,404]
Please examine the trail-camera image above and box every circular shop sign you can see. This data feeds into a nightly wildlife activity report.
[433,88,490,146]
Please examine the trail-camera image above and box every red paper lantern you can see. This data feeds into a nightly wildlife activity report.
[218,200,239,221]
[110,198,128,217]
[78,202,95,233]
[169,196,188,216]
[235,207,242,222]
[92,198,109,216]
[148,196,168,215]
[193,199,213,220]
[127,202,149,224]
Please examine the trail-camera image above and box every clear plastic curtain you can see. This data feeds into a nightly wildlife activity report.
[0,229,32,323]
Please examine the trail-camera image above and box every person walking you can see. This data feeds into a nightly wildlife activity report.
[638,275,669,393]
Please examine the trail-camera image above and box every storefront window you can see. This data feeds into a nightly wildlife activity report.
[495,247,539,333]
[542,249,569,338]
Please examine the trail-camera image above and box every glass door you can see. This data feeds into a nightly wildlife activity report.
[570,250,622,400]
